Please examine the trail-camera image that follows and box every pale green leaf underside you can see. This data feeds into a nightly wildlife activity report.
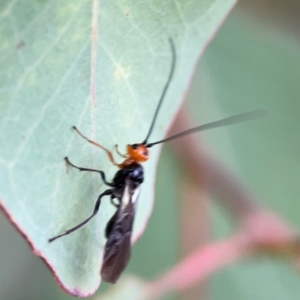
[0,0,235,296]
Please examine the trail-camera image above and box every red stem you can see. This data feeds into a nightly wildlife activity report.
[146,233,253,299]
[143,108,298,299]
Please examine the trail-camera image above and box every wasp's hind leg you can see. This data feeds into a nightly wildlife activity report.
[49,189,114,243]
[110,196,120,208]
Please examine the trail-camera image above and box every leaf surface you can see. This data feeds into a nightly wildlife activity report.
[0,0,235,296]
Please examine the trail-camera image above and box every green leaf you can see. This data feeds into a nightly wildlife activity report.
[0,0,235,296]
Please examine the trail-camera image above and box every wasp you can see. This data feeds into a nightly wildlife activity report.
[49,38,265,283]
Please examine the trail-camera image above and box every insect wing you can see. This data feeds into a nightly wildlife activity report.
[101,180,138,283]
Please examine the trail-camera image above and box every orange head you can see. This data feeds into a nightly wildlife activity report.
[127,144,149,163]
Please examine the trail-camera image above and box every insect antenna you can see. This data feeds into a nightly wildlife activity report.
[146,109,266,148]
[142,38,176,145]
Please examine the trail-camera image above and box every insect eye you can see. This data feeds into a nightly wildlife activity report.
[132,144,138,149]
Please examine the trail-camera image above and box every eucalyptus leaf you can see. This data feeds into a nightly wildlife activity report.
[0,0,235,296]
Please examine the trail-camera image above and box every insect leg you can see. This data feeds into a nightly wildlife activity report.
[65,157,114,187]
[110,196,120,208]
[48,189,114,243]
[114,145,127,158]
[72,126,121,167]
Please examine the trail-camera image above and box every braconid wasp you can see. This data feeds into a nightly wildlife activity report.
[49,38,265,283]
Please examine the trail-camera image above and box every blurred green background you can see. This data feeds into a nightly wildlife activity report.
[1,1,300,299]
